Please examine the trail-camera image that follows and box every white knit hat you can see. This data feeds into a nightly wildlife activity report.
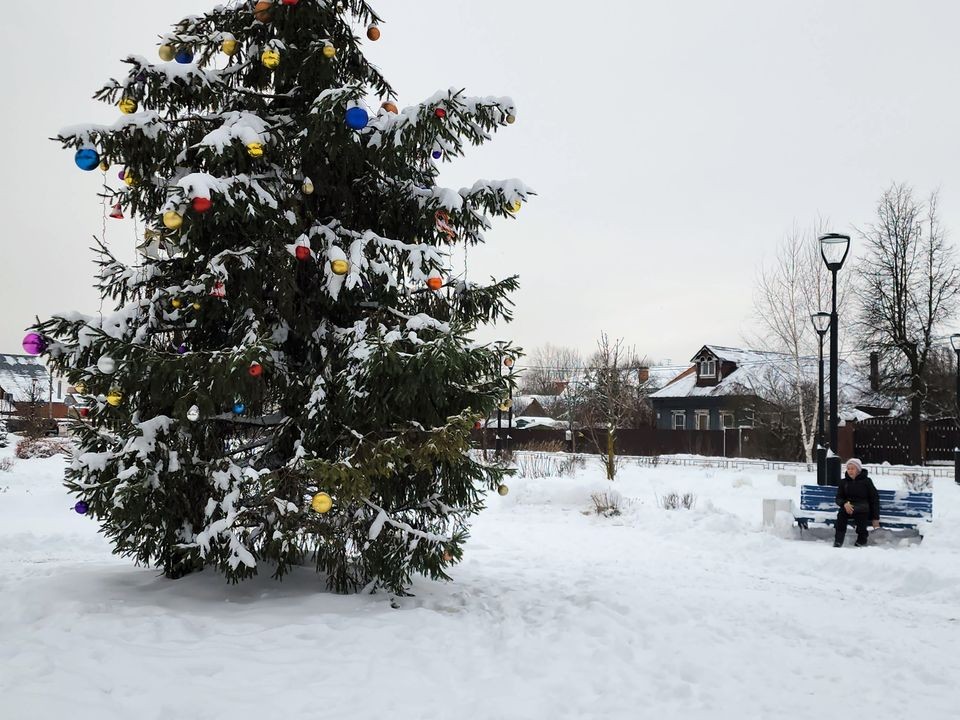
[846,458,863,473]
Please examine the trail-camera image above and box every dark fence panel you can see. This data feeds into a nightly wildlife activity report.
[853,418,912,465]
[925,419,959,462]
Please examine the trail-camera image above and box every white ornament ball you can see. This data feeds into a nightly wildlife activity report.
[97,355,116,375]
[187,405,200,422]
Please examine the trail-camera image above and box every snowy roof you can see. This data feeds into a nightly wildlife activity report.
[649,345,895,411]
[0,355,52,403]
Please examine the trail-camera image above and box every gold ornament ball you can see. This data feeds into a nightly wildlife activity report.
[330,259,349,275]
[221,38,239,56]
[311,492,333,514]
[192,302,202,311]
[322,44,337,59]
[507,200,522,214]
[158,44,176,61]
[98,160,110,172]
[506,114,516,124]
[497,485,510,496]
[261,49,281,69]
[498,400,512,412]
[504,356,515,368]
[106,389,123,407]
[123,169,138,187]
[74,382,88,395]
[171,298,183,309]
[118,97,138,114]
[366,25,381,41]
[302,178,315,195]
[246,141,265,158]
[162,210,183,230]
[254,0,273,22]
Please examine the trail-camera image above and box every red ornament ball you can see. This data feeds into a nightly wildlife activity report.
[281,0,300,4]
[249,362,263,378]
[192,197,212,213]
[295,246,311,261]
[434,108,447,119]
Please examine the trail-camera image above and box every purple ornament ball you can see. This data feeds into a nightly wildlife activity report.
[74,501,89,514]
[431,150,442,159]
[177,343,188,355]
[22,332,46,355]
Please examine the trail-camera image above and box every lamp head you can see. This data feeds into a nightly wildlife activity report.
[811,312,831,336]
[951,333,960,353]
[819,233,851,271]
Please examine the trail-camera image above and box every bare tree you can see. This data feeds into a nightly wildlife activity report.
[520,344,584,395]
[858,183,960,458]
[580,334,647,480]
[751,221,851,461]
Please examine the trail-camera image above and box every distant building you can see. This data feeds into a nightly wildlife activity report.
[649,344,896,430]
[0,354,70,420]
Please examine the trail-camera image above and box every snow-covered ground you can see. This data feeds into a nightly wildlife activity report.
[3,442,960,720]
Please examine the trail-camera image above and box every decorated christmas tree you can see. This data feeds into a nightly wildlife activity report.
[28,0,527,595]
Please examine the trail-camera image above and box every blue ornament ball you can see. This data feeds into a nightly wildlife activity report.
[75,148,100,171]
[175,48,194,64]
[345,107,369,130]
[74,501,89,514]
[431,150,442,159]
[233,402,246,415]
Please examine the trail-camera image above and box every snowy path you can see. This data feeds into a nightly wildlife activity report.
[2,450,960,719]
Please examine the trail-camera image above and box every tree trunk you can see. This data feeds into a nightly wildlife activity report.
[606,427,616,480]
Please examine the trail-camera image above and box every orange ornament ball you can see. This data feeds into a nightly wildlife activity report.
[426,277,443,291]
[367,25,381,41]
[254,1,273,22]
[381,101,398,114]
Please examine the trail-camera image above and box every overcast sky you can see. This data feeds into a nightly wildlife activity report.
[3,1,960,366]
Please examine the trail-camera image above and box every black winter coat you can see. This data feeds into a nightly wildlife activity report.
[835,471,880,520]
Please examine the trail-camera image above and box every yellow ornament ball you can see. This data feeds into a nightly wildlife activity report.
[74,382,87,395]
[106,389,123,407]
[322,44,337,59]
[123,169,138,187]
[192,302,202,311]
[261,49,281,69]
[506,114,516,124]
[98,160,110,172]
[246,141,265,158]
[330,259,349,276]
[171,298,183,309]
[158,44,176,61]
[302,178,315,195]
[507,199,522,214]
[118,97,138,114]
[162,211,183,230]
[497,485,510,497]
[221,38,239,56]
[311,492,333,514]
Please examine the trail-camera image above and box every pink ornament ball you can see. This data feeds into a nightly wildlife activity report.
[22,332,46,355]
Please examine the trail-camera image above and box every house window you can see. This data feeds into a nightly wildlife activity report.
[700,359,716,378]
[672,411,686,430]
[57,381,62,399]
[720,412,735,429]
[695,411,710,430]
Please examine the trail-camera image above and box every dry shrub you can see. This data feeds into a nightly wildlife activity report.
[0,457,13,473]
[520,440,567,453]
[15,437,73,459]
[902,473,933,492]
[590,490,623,517]
[658,491,697,510]
[514,453,584,479]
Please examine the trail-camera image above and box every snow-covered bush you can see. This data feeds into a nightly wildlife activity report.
[15,437,73,459]
[658,492,697,510]
[0,458,13,473]
[902,473,933,492]
[590,490,624,517]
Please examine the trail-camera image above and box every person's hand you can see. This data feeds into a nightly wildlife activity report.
[844,502,854,515]
[872,520,881,529]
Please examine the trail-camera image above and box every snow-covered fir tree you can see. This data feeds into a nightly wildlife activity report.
[31,0,527,595]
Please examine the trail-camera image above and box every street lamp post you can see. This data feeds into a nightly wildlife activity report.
[504,356,515,458]
[950,334,960,484]
[819,233,851,486]
[811,312,832,485]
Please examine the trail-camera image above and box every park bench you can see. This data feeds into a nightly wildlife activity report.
[795,484,933,536]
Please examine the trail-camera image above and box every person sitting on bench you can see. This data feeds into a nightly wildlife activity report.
[834,458,880,547]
